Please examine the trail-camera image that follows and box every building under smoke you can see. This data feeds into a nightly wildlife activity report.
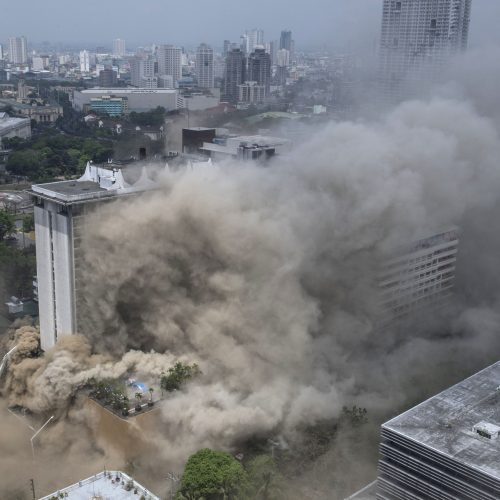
[379,0,472,102]
[347,360,500,499]
[379,228,459,321]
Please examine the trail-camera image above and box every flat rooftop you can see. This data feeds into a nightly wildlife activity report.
[30,179,113,204]
[39,470,159,500]
[383,360,500,480]
[80,88,177,94]
[0,113,30,132]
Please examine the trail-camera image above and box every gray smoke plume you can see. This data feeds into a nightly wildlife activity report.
[3,54,500,498]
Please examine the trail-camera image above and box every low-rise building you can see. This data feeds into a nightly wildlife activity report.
[39,470,160,500]
[0,112,31,146]
[89,95,128,116]
[72,88,181,113]
[201,135,291,162]
[0,99,62,124]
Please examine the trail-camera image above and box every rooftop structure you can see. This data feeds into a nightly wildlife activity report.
[72,88,181,113]
[0,112,31,146]
[201,135,291,162]
[39,470,159,500]
[379,360,500,499]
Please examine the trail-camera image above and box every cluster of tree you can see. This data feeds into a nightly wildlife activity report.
[160,362,200,392]
[4,132,113,181]
[129,106,166,127]
[0,246,36,304]
[175,449,286,500]
[175,406,369,500]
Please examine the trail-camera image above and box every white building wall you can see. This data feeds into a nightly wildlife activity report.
[34,206,56,350]
[34,202,76,351]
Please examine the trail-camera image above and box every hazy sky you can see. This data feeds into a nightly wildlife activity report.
[1,0,499,50]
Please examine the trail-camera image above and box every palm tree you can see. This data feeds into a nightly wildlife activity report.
[148,387,154,406]
[135,392,143,411]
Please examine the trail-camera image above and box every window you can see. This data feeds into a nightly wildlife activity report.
[430,19,437,29]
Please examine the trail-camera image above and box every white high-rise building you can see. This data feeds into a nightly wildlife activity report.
[380,0,472,101]
[112,38,126,57]
[195,43,214,88]
[243,29,264,54]
[157,45,182,86]
[130,57,156,87]
[8,36,28,64]
[30,164,156,350]
[0,44,3,60]
[79,50,90,73]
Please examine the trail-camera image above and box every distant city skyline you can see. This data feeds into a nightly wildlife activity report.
[1,0,499,50]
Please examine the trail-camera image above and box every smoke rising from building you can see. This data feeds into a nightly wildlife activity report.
[3,52,500,498]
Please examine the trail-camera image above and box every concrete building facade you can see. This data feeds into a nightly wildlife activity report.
[8,36,28,65]
[157,45,182,86]
[196,43,214,88]
[112,38,126,57]
[0,112,31,147]
[223,48,246,103]
[72,88,181,113]
[79,50,90,73]
[380,0,472,101]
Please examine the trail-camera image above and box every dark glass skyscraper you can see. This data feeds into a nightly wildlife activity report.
[247,48,271,96]
[223,48,246,103]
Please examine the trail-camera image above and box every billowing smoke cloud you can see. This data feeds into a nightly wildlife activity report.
[3,62,500,498]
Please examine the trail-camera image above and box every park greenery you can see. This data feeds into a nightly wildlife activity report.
[160,362,200,392]
[4,132,113,182]
[176,449,249,500]
[129,106,166,127]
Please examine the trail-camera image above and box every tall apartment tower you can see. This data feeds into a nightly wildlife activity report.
[79,50,90,73]
[222,48,246,104]
[29,164,157,350]
[130,57,157,88]
[8,36,28,64]
[196,43,214,88]
[279,30,292,51]
[247,48,271,96]
[380,0,472,102]
[112,38,126,57]
[0,44,3,60]
[157,45,182,86]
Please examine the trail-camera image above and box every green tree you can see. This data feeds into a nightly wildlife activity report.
[246,455,286,500]
[22,213,34,233]
[0,210,16,241]
[160,362,200,392]
[176,449,248,500]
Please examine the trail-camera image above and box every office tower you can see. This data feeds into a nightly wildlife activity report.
[279,30,292,51]
[222,48,246,103]
[378,360,500,498]
[266,41,276,65]
[157,45,182,86]
[196,43,214,88]
[79,50,90,73]
[238,81,266,104]
[112,38,126,57]
[99,68,117,87]
[130,57,156,87]
[223,40,231,58]
[247,47,271,96]
[276,49,290,86]
[30,164,159,350]
[243,29,264,54]
[8,36,28,64]
[380,0,472,102]
[378,228,459,321]
[0,44,3,60]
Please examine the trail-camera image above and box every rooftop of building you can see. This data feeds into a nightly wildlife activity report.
[383,360,500,480]
[78,87,177,94]
[38,470,159,500]
[0,112,30,132]
[0,98,61,110]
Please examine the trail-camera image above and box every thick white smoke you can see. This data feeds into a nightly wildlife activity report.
[3,92,500,498]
